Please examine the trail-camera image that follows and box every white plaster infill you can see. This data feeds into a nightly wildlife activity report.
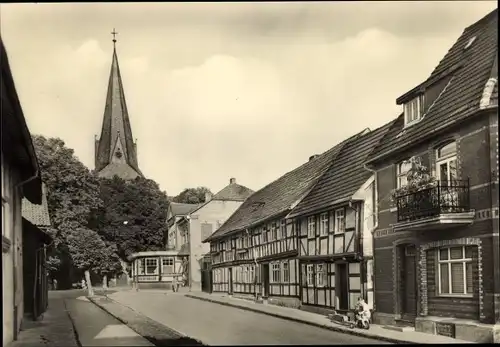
[391,211,476,232]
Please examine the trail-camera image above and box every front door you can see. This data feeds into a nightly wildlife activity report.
[336,263,349,311]
[262,264,270,298]
[402,245,417,321]
[228,267,233,295]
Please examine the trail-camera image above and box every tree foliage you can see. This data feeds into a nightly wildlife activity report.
[32,135,102,231]
[172,187,213,204]
[66,228,108,271]
[32,135,105,284]
[97,176,170,259]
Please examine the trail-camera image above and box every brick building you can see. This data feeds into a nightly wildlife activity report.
[365,9,498,342]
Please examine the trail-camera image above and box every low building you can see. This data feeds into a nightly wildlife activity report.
[286,123,393,314]
[365,9,499,342]
[178,178,254,292]
[1,37,44,345]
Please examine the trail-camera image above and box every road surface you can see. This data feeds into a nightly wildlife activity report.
[109,291,390,345]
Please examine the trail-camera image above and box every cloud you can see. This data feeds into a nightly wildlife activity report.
[0,2,496,195]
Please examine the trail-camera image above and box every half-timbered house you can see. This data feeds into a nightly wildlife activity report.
[204,129,371,307]
[365,9,499,342]
[287,122,393,314]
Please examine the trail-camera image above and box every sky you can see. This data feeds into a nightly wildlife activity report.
[1,2,497,196]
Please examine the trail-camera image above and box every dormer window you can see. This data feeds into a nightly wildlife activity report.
[404,95,424,126]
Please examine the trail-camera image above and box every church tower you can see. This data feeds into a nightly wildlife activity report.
[95,30,142,180]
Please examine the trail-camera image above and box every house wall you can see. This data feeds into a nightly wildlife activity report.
[210,215,300,307]
[372,112,499,326]
[2,155,24,346]
[189,200,243,291]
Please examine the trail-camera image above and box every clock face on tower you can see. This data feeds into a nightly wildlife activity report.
[115,150,123,159]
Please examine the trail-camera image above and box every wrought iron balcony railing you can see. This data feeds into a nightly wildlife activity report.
[396,179,470,222]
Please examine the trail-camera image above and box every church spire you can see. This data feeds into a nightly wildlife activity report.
[94,30,142,180]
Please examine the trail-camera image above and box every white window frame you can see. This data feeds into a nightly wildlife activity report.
[306,264,314,287]
[271,262,281,283]
[280,220,286,238]
[316,264,326,287]
[307,216,316,238]
[319,213,329,236]
[435,141,458,184]
[334,209,345,234]
[138,259,146,275]
[404,95,424,126]
[437,246,474,297]
[282,261,290,283]
[145,258,159,275]
[396,160,412,189]
[162,257,174,274]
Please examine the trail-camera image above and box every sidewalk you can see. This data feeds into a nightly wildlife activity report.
[7,295,79,347]
[185,292,475,344]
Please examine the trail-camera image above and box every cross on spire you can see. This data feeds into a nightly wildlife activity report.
[111,28,118,44]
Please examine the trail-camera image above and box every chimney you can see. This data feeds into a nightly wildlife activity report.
[309,155,319,162]
[230,177,236,184]
[205,192,212,202]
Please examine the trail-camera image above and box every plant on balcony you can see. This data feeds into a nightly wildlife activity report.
[390,156,436,205]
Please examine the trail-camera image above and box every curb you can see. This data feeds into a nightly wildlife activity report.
[184,295,413,345]
[87,296,206,346]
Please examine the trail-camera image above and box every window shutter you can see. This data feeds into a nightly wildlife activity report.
[466,262,473,294]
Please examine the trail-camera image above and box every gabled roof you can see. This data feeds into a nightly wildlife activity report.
[0,37,42,204]
[95,41,142,177]
[367,9,498,164]
[204,129,369,242]
[22,183,51,227]
[212,181,254,202]
[288,120,395,218]
[169,202,202,218]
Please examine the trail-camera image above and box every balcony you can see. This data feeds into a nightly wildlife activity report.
[394,179,475,231]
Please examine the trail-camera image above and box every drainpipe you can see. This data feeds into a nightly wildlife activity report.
[363,163,378,313]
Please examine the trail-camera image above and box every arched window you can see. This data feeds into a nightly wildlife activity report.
[435,141,457,184]
[397,159,412,188]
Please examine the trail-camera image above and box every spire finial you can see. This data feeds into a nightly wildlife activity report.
[111,28,118,45]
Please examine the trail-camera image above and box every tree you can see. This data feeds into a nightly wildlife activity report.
[66,228,109,296]
[97,176,170,260]
[172,187,213,204]
[32,135,103,288]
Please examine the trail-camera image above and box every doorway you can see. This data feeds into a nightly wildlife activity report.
[336,263,349,311]
[262,264,270,298]
[401,245,417,321]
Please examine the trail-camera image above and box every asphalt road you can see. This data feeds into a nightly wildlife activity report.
[110,291,390,345]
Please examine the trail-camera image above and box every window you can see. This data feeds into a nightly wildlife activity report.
[307,216,316,238]
[243,266,248,283]
[138,259,146,275]
[397,160,412,188]
[145,258,158,275]
[316,264,327,287]
[404,95,423,126]
[306,264,314,287]
[334,209,345,234]
[282,262,290,283]
[280,220,286,238]
[249,265,255,284]
[162,257,174,274]
[319,213,329,236]
[436,141,457,185]
[271,223,278,240]
[438,246,474,295]
[271,262,281,283]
